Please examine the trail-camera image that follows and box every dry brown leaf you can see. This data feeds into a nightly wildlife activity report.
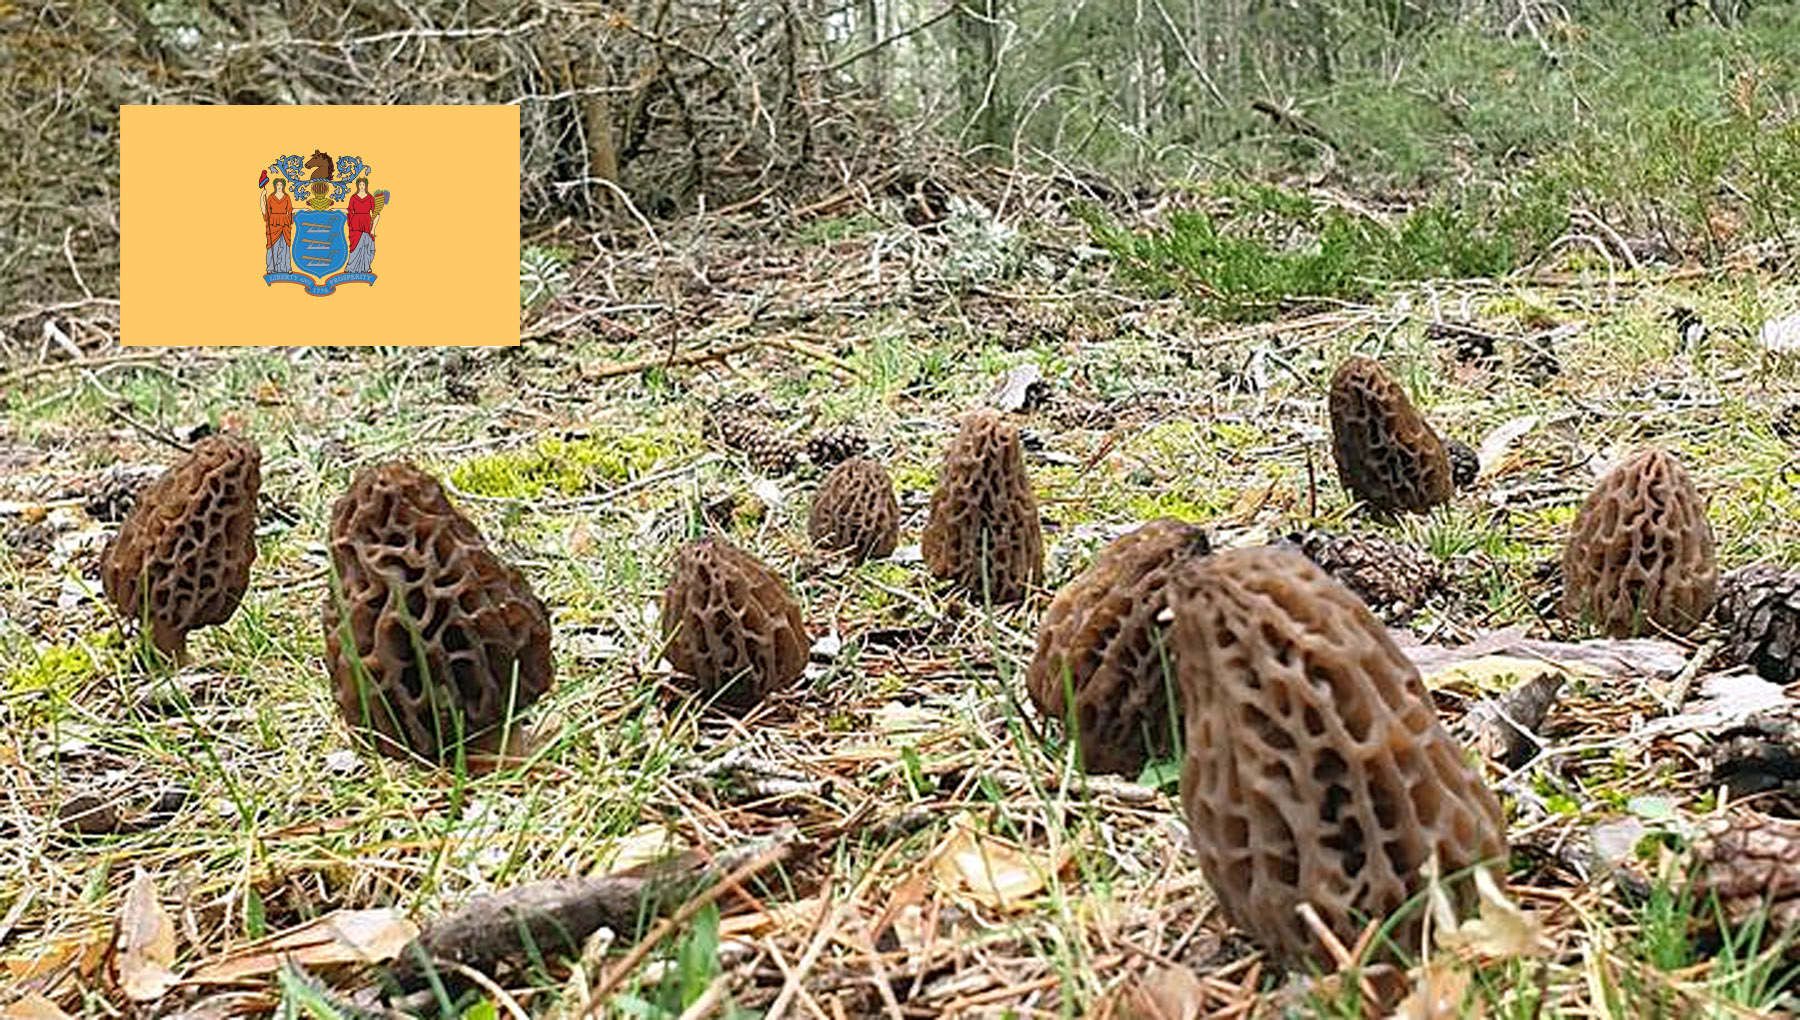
[3,930,110,986]
[115,867,179,1001]
[1094,965,1207,1020]
[718,896,824,939]
[189,908,418,984]
[1386,963,1479,1020]
[930,821,1066,913]
[1476,414,1538,477]
[1431,865,1549,959]
[0,993,75,1020]
[593,823,680,875]
[1419,654,1578,695]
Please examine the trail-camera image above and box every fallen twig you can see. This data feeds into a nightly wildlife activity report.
[582,839,797,1012]
[580,338,763,382]
[380,837,795,1001]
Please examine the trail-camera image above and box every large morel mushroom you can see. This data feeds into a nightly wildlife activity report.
[661,537,808,712]
[1170,546,1506,967]
[808,456,900,562]
[100,432,262,659]
[322,461,554,764]
[921,409,1043,603]
[1328,356,1454,515]
[1561,447,1717,638]
[1026,518,1212,776]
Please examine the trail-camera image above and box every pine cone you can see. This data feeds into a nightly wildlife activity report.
[1774,403,1800,441]
[1290,531,1443,623]
[1447,438,1479,489]
[804,425,869,468]
[1719,565,1800,684]
[1691,813,1800,953]
[1710,710,1800,812]
[711,403,801,475]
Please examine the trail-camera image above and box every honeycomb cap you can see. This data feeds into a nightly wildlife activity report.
[1328,356,1454,515]
[1561,447,1717,637]
[921,409,1044,603]
[100,433,262,659]
[808,456,900,562]
[321,461,554,764]
[1026,519,1211,776]
[661,537,808,712]
[1170,546,1506,966]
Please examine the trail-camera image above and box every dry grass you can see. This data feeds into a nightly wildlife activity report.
[5,183,1800,1018]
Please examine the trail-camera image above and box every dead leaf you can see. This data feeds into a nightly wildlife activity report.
[987,361,1045,413]
[930,821,1066,913]
[568,520,598,558]
[189,909,418,984]
[1385,963,1478,1020]
[158,992,275,1020]
[1645,672,1792,736]
[0,993,75,1020]
[1398,626,1688,682]
[1760,311,1800,355]
[1096,965,1207,1020]
[1432,865,1548,959]
[1475,414,1538,477]
[115,868,179,1001]
[1589,817,1649,873]
[718,896,825,939]
[594,824,681,875]
[873,701,936,743]
[1421,654,1576,696]
[1454,667,1568,768]
[3,931,109,985]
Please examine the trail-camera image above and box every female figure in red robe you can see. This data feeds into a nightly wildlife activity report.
[261,178,293,273]
[344,177,380,273]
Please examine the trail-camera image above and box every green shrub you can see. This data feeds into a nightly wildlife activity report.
[1075,179,1568,320]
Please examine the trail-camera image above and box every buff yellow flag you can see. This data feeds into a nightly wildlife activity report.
[121,105,519,346]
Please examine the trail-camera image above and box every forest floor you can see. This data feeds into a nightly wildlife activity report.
[6,170,1800,1018]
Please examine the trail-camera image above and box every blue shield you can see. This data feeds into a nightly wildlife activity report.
[293,210,347,277]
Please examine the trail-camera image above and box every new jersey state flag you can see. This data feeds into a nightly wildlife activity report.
[122,105,519,346]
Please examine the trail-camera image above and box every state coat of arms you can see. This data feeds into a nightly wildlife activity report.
[260,150,392,296]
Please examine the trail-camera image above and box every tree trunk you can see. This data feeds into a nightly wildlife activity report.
[956,0,1004,155]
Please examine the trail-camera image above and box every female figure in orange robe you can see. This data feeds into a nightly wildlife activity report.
[262,178,293,273]
[344,177,378,273]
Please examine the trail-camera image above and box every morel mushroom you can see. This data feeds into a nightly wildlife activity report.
[100,433,262,659]
[1561,447,1717,638]
[808,456,900,562]
[322,461,554,764]
[1170,546,1507,967]
[661,537,807,712]
[921,409,1044,603]
[1328,356,1454,515]
[1026,519,1212,776]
